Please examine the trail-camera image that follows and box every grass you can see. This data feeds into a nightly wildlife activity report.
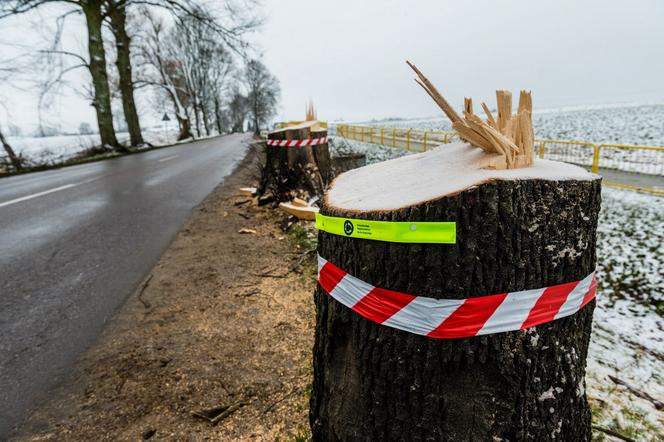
[591,400,662,441]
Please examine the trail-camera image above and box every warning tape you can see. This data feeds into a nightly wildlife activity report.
[318,255,596,339]
[266,136,328,147]
[315,213,456,244]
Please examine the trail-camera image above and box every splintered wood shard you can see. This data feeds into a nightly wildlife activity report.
[407,60,462,123]
[407,61,536,169]
[306,100,316,121]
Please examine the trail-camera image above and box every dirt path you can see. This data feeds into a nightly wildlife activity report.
[13,148,316,441]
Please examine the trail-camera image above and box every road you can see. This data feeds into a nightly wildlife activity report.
[0,133,250,438]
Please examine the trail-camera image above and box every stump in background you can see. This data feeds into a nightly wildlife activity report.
[310,142,602,441]
[259,121,332,204]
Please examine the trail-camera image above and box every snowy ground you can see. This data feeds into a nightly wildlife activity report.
[4,127,182,165]
[335,104,664,185]
[348,104,664,146]
[332,138,664,440]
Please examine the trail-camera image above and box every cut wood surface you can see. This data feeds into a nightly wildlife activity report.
[278,202,319,220]
[326,141,598,211]
[267,120,321,135]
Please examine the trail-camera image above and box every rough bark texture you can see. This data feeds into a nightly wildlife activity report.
[260,124,333,204]
[311,178,602,441]
[82,0,121,150]
[108,2,144,147]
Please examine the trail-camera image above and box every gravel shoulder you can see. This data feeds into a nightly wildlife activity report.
[12,147,316,441]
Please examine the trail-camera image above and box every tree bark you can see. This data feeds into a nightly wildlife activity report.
[311,178,602,441]
[260,123,332,204]
[81,0,122,151]
[0,127,22,171]
[214,96,223,134]
[108,1,144,147]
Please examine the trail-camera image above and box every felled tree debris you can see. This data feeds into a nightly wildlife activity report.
[407,61,535,169]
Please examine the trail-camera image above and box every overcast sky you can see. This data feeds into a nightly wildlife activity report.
[261,0,664,122]
[2,0,663,132]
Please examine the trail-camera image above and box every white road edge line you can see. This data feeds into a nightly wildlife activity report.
[0,183,80,208]
[158,155,180,163]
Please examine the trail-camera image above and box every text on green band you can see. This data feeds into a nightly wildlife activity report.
[315,213,456,244]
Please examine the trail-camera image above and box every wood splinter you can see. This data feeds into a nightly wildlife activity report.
[407,61,535,170]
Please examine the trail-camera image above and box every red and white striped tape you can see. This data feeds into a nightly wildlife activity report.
[266,136,328,147]
[318,255,597,339]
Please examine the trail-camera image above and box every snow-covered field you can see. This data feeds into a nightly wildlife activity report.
[331,138,663,440]
[335,104,664,188]
[4,127,181,165]
[350,104,664,146]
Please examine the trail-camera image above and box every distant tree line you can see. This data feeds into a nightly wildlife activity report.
[0,0,280,171]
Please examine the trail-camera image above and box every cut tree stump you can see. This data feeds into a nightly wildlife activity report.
[259,121,332,204]
[310,143,602,441]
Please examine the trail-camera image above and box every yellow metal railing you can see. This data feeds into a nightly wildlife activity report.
[335,124,664,196]
[336,124,456,152]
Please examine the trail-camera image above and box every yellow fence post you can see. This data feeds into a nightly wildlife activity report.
[423,131,428,151]
[380,127,384,145]
[591,144,600,174]
[444,133,449,144]
[392,128,396,147]
[406,129,411,151]
[539,141,546,159]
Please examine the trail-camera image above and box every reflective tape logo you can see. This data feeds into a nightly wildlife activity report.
[317,255,596,339]
[343,220,354,235]
[315,213,456,244]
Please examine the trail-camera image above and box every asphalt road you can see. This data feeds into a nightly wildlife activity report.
[0,133,250,438]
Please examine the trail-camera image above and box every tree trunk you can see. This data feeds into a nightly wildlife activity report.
[108,2,144,147]
[176,114,192,141]
[311,155,602,440]
[201,102,211,136]
[192,100,202,137]
[82,0,122,151]
[0,127,22,171]
[214,96,223,134]
[260,122,332,204]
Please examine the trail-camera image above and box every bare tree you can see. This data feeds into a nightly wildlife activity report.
[227,87,248,133]
[1,0,122,150]
[102,0,259,142]
[244,59,279,134]
[136,8,237,140]
[135,11,193,140]
[106,0,143,146]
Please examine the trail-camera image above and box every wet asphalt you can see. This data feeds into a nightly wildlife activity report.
[0,133,250,438]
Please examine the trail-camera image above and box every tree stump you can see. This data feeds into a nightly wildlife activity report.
[310,143,602,441]
[259,121,332,204]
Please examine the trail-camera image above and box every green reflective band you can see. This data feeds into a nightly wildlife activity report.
[315,213,456,244]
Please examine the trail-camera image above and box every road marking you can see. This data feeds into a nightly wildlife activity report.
[0,183,80,208]
[158,155,179,163]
